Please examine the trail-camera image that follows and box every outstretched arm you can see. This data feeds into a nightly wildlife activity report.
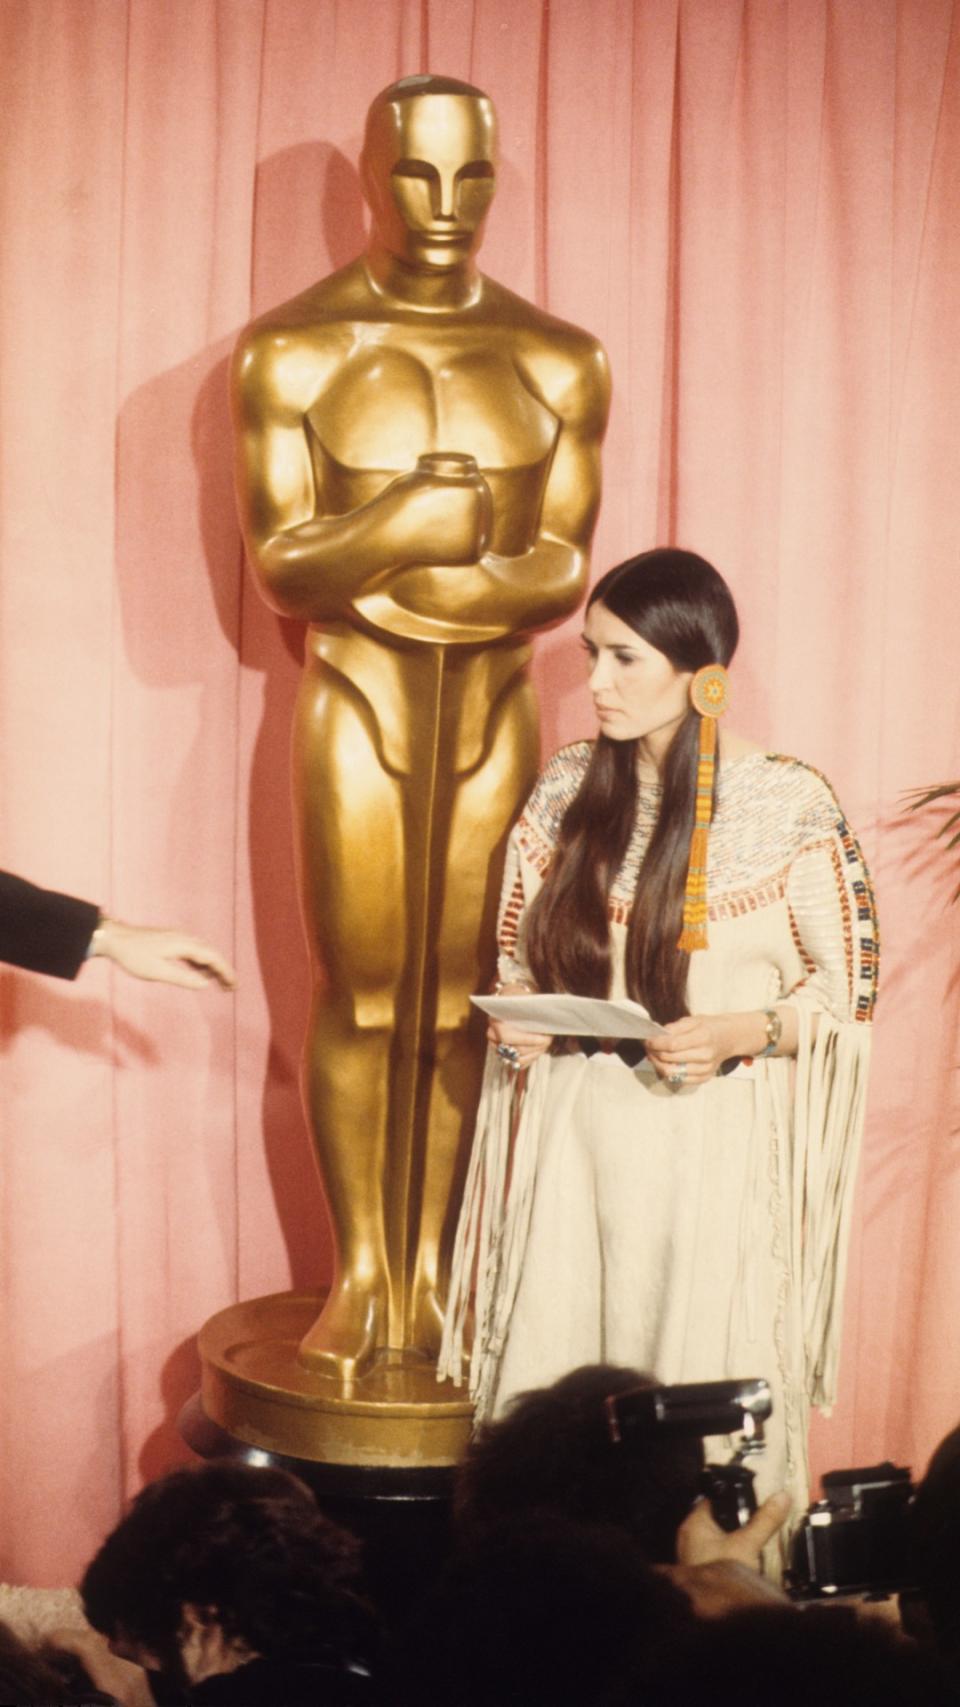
[0,872,235,989]
[0,869,99,978]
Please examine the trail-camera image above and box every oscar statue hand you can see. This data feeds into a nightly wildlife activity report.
[382,453,492,570]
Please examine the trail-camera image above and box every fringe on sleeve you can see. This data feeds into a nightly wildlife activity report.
[437,1051,550,1418]
[774,776,879,1410]
[769,1003,873,1413]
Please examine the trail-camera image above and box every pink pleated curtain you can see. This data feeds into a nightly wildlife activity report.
[1,0,958,1585]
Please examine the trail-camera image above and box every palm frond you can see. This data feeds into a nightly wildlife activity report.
[904,781,960,810]
[903,780,960,902]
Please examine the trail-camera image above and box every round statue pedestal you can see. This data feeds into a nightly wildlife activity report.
[195,1287,473,1465]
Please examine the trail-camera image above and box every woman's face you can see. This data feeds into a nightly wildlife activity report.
[581,602,693,757]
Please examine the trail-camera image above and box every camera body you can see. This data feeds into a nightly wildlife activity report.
[605,1377,771,1532]
[605,1380,918,1588]
[697,1459,758,1533]
[787,1462,916,1597]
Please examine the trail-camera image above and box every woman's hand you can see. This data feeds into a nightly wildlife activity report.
[487,982,552,1071]
[645,1013,744,1086]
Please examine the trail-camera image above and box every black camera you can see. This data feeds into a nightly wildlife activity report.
[605,1377,772,1533]
[787,1462,916,1598]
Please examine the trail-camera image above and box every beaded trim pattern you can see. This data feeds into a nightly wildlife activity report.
[499,874,526,965]
[500,743,879,1022]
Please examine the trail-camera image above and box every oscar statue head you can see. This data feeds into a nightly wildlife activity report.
[361,75,498,274]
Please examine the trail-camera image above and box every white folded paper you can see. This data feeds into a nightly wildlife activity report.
[471,992,668,1040]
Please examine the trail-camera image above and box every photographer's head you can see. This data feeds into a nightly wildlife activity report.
[80,1462,366,1690]
[908,1421,960,1661]
[455,1364,704,1563]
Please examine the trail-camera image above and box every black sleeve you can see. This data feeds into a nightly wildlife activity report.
[0,869,101,979]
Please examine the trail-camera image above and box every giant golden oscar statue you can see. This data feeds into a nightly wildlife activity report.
[200,74,609,1465]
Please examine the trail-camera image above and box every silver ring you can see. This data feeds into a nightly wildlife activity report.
[497,1044,520,1065]
[667,1062,688,1088]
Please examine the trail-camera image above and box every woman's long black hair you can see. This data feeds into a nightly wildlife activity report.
[525,548,739,1022]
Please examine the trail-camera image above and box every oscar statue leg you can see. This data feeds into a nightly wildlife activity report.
[292,667,407,1379]
[408,668,540,1356]
[290,647,538,1379]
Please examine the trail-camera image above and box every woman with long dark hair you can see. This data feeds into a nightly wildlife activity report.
[440,548,878,1520]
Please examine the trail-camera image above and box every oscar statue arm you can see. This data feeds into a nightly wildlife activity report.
[375,334,612,640]
[480,336,612,632]
[231,329,489,624]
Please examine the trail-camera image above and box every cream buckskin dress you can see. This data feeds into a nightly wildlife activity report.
[439,744,879,1517]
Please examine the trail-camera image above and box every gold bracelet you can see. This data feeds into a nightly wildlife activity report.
[759,1007,783,1057]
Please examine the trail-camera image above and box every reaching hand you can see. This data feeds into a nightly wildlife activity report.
[89,919,237,990]
[663,1490,793,1619]
[676,1489,792,1571]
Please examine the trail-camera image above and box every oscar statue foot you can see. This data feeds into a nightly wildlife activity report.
[411,1282,448,1359]
[296,1279,387,1382]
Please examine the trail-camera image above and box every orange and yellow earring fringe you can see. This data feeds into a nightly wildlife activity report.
[678,664,729,953]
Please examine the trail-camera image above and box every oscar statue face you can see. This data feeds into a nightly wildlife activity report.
[362,91,498,274]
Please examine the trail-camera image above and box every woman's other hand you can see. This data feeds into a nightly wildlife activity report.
[646,1013,741,1085]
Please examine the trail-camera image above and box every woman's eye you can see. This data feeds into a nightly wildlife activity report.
[614,651,636,665]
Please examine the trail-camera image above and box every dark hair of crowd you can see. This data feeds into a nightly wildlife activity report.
[525,547,740,1022]
[80,1463,366,1665]
[454,1364,704,1566]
